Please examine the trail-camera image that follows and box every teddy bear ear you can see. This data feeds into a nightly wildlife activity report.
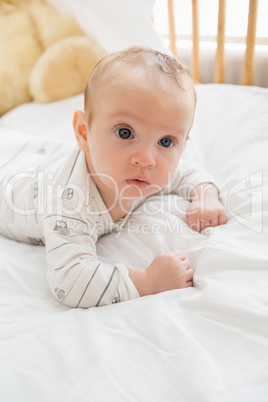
[29,36,106,103]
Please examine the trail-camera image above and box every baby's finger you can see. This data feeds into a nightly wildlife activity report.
[219,210,228,225]
[188,218,201,232]
[199,218,209,231]
[173,250,187,261]
[186,268,194,280]
[210,216,219,227]
[185,261,191,270]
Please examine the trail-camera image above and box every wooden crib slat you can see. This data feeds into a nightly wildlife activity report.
[167,0,178,57]
[214,0,226,83]
[192,0,201,82]
[242,0,259,85]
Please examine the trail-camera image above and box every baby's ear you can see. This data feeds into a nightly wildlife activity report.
[73,110,89,152]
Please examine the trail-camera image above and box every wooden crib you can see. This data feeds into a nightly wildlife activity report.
[164,0,259,85]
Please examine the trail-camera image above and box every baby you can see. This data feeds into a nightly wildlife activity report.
[0,46,227,307]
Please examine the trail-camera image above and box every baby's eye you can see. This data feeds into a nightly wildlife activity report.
[115,127,133,140]
[158,137,174,148]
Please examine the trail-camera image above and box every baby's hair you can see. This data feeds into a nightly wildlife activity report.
[84,46,195,127]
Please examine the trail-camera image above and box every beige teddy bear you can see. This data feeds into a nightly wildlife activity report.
[0,0,106,115]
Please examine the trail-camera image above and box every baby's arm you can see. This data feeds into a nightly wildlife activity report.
[44,212,139,308]
[44,208,194,307]
[186,183,227,231]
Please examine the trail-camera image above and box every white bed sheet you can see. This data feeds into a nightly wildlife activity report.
[1,84,268,402]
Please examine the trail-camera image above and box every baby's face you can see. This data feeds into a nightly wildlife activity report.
[84,70,195,210]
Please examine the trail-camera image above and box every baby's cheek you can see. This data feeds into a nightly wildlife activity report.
[163,163,177,185]
[156,171,173,190]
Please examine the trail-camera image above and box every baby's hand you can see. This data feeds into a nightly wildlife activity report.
[186,183,227,232]
[129,251,194,297]
[146,251,194,294]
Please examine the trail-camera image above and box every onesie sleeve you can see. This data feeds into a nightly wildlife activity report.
[164,157,220,200]
[43,203,140,308]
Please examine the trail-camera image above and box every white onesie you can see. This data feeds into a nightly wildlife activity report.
[0,128,217,308]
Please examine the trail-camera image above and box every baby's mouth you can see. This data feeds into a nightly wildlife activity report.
[126,177,150,190]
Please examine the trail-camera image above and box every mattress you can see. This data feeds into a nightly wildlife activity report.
[1,84,268,401]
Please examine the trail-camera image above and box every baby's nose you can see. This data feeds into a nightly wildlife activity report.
[130,147,156,168]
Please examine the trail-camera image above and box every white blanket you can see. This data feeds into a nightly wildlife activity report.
[1,84,268,402]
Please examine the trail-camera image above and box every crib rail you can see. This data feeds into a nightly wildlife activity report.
[167,0,259,85]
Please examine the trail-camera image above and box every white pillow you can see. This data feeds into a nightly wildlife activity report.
[0,94,83,141]
[46,0,168,53]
